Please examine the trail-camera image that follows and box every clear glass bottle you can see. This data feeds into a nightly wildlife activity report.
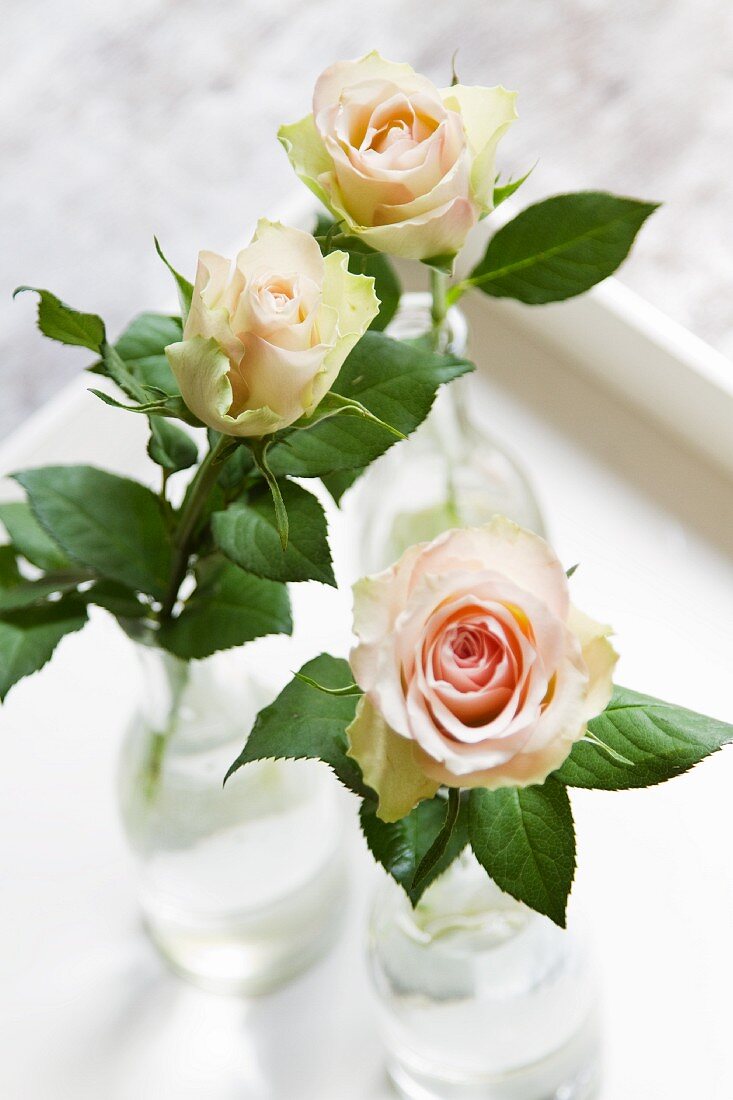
[343,293,545,576]
[369,852,600,1100]
[117,642,347,994]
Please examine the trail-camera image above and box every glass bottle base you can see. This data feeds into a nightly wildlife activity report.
[140,855,347,995]
[386,1010,601,1100]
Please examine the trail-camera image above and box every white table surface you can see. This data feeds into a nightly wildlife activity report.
[1,290,732,1099]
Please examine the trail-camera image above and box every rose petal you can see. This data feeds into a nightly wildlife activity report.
[440,85,518,212]
[165,336,281,438]
[313,51,439,115]
[346,695,439,822]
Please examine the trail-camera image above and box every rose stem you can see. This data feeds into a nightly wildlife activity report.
[430,267,450,350]
[159,432,231,621]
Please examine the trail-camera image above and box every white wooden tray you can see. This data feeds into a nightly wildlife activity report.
[1,202,732,1100]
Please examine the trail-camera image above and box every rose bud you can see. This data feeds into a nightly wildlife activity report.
[280,51,517,263]
[165,219,379,437]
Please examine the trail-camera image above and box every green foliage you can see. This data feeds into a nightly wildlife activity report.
[320,468,361,505]
[0,501,69,571]
[0,596,88,701]
[83,579,148,619]
[14,466,173,601]
[13,287,105,352]
[215,443,255,494]
[158,559,292,660]
[212,480,335,586]
[225,654,369,796]
[468,191,659,304]
[0,574,91,614]
[360,793,469,906]
[468,779,576,928]
[154,238,194,322]
[148,418,199,472]
[314,214,400,332]
[493,165,535,208]
[554,686,733,789]
[267,331,472,478]
[112,312,183,396]
[422,253,456,275]
[0,547,20,588]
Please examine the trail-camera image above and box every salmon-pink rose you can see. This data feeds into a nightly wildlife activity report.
[165,219,379,437]
[279,51,517,262]
[347,518,617,821]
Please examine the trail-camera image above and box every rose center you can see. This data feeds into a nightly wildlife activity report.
[447,623,501,668]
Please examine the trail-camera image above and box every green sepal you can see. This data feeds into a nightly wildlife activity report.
[493,164,535,207]
[422,253,455,275]
[360,791,469,906]
[249,441,289,551]
[154,237,194,323]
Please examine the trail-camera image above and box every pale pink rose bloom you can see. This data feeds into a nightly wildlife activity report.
[347,518,617,821]
[165,220,379,437]
[279,52,517,262]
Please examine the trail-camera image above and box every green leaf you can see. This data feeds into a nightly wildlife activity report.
[468,192,659,304]
[314,215,401,332]
[14,466,173,601]
[90,380,198,426]
[268,331,473,478]
[215,443,255,494]
[147,418,199,472]
[212,480,335,586]
[0,546,20,588]
[0,501,70,571]
[360,793,469,906]
[112,312,182,396]
[154,238,194,322]
[158,559,292,660]
[13,287,105,352]
[225,654,369,796]
[493,164,535,208]
[320,468,361,506]
[468,779,576,927]
[0,596,87,701]
[554,685,733,790]
[83,579,148,619]
[0,573,91,613]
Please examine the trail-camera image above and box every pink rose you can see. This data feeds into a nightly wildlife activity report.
[279,52,517,262]
[347,518,617,821]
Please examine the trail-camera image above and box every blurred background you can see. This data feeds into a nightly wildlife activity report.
[2,0,732,440]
